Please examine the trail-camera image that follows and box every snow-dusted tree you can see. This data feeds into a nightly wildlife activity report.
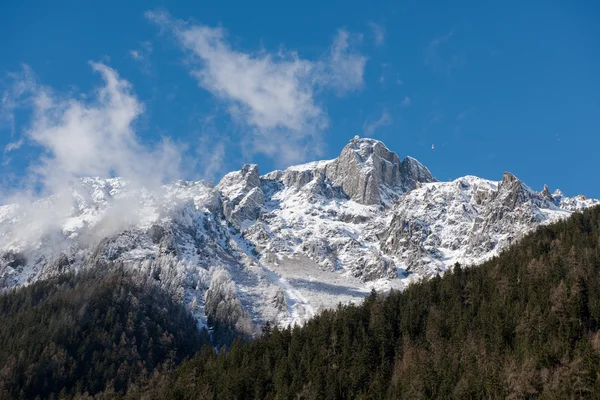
[205,268,253,343]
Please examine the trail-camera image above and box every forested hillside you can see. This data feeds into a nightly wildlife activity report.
[2,206,600,399]
[0,266,210,399]
[131,205,600,399]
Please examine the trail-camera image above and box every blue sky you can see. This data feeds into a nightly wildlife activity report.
[0,0,599,198]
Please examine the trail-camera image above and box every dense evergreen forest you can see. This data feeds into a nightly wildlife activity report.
[2,205,600,399]
[0,266,210,399]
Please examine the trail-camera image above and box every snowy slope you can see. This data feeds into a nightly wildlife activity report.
[0,137,597,331]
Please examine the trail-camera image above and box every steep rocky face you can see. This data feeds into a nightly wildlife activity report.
[217,164,264,228]
[541,184,553,201]
[377,172,590,277]
[0,138,597,331]
[494,172,549,210]
[324,138,399,205]
[321,137,436,205]
[399,156,436,192]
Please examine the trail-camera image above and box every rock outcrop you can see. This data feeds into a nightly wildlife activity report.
[217,164,264,228]
[323,137,436,205]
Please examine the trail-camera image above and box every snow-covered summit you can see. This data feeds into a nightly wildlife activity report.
[0,138,597,330]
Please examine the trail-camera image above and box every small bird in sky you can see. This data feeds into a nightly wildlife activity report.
[431,144,435,150]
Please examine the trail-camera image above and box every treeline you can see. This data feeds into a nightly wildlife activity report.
[0,265,210,399]
[129,206,600,399]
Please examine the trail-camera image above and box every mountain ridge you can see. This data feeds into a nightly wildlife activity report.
[0,137,597,330]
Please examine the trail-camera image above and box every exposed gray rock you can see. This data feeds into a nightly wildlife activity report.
[283,169,317,189]
[379,171,569,273]
[230,187,264,227]
[217,164,261,196]
[495,172,532,209]
[217,164,265,228]
[541,184,553,201]
[400,156,436,192]
[324,137,399,205]
[1,251,27,270]
[345,250,397,281]
[324,137,435,205]
[271,287,287,312]
[147,224,166,244]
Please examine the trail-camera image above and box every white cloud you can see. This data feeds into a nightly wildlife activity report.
[197,136,226,184]
[368,22,385,46]
[4,62,181,194]
[129,50,142,60]
[146,10,367,165]
[362,110,391,136]
[0,63,190,250]
[322,29,367,95]
[193,115,229,183]
[401,96,411,107]
[130,41,152,59]
[4,139,23,152]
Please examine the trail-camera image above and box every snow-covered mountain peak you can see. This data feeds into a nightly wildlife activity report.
[494,171,546,209]
[217,164,260,198]
[0,139,598,331]
[319,137,436,206]
[342,136,396,164]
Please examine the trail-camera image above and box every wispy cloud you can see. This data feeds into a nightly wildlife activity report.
[401,96,411,107]
[129,41,152,60]
[129,41,153,74]
[425,31,466,75]
[145,9,367,165]
[194,114,230,183]
[0,66,37,136]
[4,139,23,153]
[378,63,390,86]
[368,22,385,47]
[2,62,181,194]
[362,110,391,136]
[323,29,367,95]
[0,63,196,251]
[196,135,226,184]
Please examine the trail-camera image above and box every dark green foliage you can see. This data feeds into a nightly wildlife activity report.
[0,265,210,399]
[130,205,600,399]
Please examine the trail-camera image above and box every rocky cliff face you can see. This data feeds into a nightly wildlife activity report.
[217,164,264,229]
[0,138,597,330]
[322,137,436,205]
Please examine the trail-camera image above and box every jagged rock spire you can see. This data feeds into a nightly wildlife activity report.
[324,137,436,205]
[541,184,552,200]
